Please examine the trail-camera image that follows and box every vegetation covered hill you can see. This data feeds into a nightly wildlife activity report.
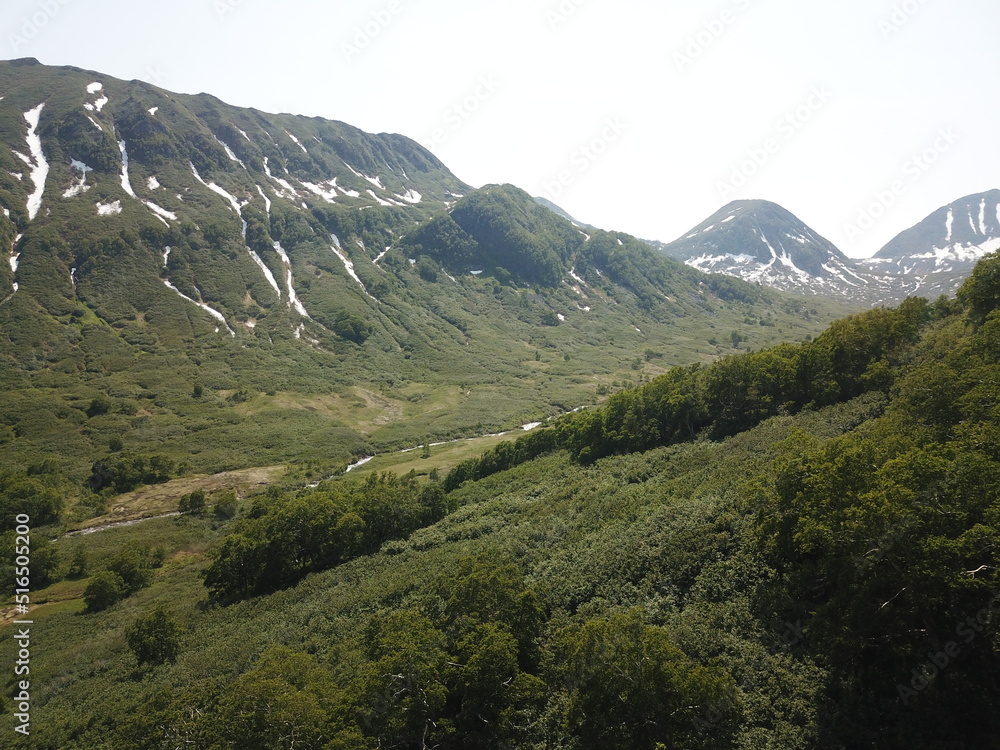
[6,248,1000,748]
[0,59,853,526]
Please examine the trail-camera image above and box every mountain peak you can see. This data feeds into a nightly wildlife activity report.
[868,189,1000,275]
[658,198,879,300]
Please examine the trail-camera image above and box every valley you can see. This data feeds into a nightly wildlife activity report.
[0,57,998,750]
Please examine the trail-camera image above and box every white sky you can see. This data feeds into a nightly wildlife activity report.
[4,0,998,257]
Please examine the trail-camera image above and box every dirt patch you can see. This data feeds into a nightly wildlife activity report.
[69,465,285,532]
[355,388,403,426]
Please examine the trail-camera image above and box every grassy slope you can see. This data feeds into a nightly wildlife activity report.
[0,393,883,748]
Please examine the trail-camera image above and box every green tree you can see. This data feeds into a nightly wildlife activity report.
[550,610,736,750]
[83,571,127,612]
[179,489,206,515]
[958,250,1000,327]
[107,544,154,594]
[125,607,182,666]
[353,611,450,748]
[213,491,238,520]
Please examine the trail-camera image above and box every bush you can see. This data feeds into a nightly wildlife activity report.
[83,571,127,612]
[125,608,181,666]
[179,489,206,515]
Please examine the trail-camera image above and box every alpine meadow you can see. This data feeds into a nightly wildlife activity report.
[0,18,998,750]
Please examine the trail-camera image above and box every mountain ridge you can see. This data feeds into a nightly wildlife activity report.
[865,188,1000,275]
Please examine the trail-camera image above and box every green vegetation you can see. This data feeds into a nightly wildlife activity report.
[5,59,998,749]
[2,255,998,748]
[203,473,450,599]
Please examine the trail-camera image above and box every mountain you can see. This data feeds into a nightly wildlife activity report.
[659,199,898,303]
[655,198,996,306]
[864,189,1000,275]
[0,59,852,484]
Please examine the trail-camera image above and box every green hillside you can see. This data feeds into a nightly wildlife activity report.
[4,248,1000,748]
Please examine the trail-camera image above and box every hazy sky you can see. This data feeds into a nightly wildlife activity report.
[4,0,998,257]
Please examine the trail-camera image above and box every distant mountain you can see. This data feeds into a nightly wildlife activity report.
[659,200,898,303]
[532,196,598,231]
[864,189,1000,275]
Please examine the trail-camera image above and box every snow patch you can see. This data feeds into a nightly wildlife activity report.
[263,157,298,198]
[274,242,309,317]
[330,234,377,301]
[190,162,243,213]
[522,422,542,431]
[979,197,988,235]
[86,115,103,132]
[945,208,954,242]
[722,215,736,223]
[147,176,160,190]
[86,82,103,94]
[148,107,158,116]
[214,136,246,169]
[284,130,308,154]
[21,104,48,220]
[255,185,271,213]
[248,249,281,296]
[366,189,404,207]
[97,200,122,216]
[395,189,422,204]
[374,246,391,264]
[557,313,566,322]
[145,201,177,221]
[63,159,93,198]
[162,279,235,336]
[300,180,339,204]
[118,140,136,198]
